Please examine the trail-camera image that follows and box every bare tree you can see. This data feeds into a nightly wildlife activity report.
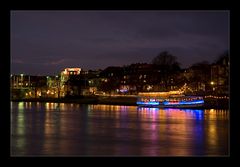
[151,51,181,91]
[152,51,180,70]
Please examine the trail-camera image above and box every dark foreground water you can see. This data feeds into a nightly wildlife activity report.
[11,102,229,156]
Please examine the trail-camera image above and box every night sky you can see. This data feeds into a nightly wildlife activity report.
[11,11,229,75]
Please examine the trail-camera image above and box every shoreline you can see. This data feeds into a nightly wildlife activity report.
[11,96,229,109]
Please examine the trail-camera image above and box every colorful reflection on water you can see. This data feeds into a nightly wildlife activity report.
[11,102,229,156]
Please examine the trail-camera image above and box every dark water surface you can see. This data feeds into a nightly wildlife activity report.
[11,102,229,156]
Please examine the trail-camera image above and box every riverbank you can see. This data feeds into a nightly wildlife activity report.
[11,95,229,109]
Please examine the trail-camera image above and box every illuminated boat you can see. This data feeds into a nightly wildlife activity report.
[136,91,204,108]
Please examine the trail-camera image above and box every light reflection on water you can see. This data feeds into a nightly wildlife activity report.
[11,102,229,156]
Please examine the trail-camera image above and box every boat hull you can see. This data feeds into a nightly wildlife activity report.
[136,99,204,108]
[137,103,204,108]
[136,93,204,109]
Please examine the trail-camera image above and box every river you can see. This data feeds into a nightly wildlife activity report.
[11,102,229,156]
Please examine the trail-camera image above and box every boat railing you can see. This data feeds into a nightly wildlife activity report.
[138,95,203,102]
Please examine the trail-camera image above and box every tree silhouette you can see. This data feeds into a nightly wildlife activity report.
[65,75,87,97]
[33,77,47,98]
[215,50,229,65]
[151,51,180,70]
[151,51,181,91]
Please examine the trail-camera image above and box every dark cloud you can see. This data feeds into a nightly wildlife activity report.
[11,11,229,75]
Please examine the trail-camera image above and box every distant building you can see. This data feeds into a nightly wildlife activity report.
[60,68,81,82]
[11,75,47,98]
[59,68,103,96]
[60,68,81,97]
[98,66,124,93]
[86,70,102,94]
[11,74,31,89]
[61,67,81,75]
[183,62,212,95]
[97,63,183,94]
[211,56,229,95]
[121,63,156,93]
[121,63,182,93]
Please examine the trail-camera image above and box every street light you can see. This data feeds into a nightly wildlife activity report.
[20,73,24,88]
[210,81,215,95]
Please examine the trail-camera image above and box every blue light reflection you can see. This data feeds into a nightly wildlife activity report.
[182,109,204,120]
